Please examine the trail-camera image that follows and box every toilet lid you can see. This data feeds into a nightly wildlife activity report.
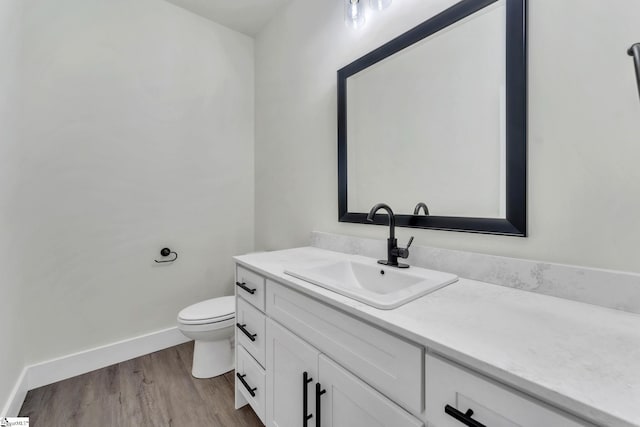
[178,296,235,323]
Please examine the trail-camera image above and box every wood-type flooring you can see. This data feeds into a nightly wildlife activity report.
[19,341,263,427]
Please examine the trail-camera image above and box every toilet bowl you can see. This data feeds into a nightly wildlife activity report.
[177,296,235,378]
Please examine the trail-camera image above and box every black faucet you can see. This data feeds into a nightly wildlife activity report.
[367,203,414,268]
[413,202,430,215]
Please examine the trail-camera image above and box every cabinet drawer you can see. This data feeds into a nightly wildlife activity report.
[236,265,265,311]
[236,345,266,423]
[267,280,424,415]
[425,353,592,427]
[236,297,266,368]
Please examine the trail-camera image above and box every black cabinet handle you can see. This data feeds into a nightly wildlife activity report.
[315,383,326,427]
[444,405,486,427]
[236,323,257,342]
[236,373,257,397]
[303,372,313,426]
[236,281,256,295]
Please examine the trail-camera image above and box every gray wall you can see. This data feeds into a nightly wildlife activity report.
[0,0,26,413]
[255,0,640,273]
[9,0,255,371]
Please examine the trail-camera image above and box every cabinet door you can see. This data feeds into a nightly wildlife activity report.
[317,355,423,427]
[266,318,320,427]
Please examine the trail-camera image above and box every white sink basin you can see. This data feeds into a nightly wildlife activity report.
[285,258,458,309]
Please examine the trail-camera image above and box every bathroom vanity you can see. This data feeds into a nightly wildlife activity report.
[233,246,640,427]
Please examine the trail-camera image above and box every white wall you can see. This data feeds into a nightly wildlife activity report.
[15,0,254,365]
[255,0,640,273]
[0,0,26,412]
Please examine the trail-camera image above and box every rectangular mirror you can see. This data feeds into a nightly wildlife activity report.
[338,0,527,236]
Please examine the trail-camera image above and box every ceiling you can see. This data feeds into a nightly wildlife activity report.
[164,0,292,36]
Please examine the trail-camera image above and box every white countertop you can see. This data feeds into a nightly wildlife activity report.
[235,247,640,427]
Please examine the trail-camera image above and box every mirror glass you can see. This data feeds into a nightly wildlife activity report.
[338,0,526,236]
[347,1,505,217]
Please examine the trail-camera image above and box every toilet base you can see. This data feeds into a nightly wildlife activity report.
[192,338,235,378]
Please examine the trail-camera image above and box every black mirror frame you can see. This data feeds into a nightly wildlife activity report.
[337,0,527,236]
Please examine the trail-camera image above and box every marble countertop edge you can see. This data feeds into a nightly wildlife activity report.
[233,247,640,427]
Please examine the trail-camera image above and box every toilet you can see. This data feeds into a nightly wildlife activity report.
[177,296,235,378]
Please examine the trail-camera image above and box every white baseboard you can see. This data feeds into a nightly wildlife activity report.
[2,326,190,417]
[1,368,28,418]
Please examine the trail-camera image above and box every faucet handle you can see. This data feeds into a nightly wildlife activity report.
[406,236,414,249]
[394,236,414,259]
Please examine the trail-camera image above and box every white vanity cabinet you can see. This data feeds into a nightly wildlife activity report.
[265,318,423,427]
[235,262,595,427]
[317,355,424,427]
[266,279,424,415]
[236,265,266,311]
[236,297,266,367]
[425,354,593,427]
[265,318,318,427]
[236,345,266,421]
[235,265,268,424]
[236,264,423,427]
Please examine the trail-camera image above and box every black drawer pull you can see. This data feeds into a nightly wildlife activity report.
[629,43,640,102]
[236,323,257,341]
[236,373,257,397]
[236,281,256,295]
[303,372,313,425]
[315,383,326,427]
[445,405,486,427]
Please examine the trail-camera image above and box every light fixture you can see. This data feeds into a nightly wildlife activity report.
[369,0,392,11]
[344,0,366,29]
[344,0,392,29]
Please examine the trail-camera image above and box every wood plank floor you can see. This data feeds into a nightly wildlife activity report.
[19,342,263,427]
